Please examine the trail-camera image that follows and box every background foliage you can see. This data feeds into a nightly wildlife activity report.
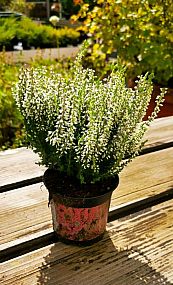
[0,53,22,149]
[0,0,34,13]
[0,17,80,51]
[73,0,173,85]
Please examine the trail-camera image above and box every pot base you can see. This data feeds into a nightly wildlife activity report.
[55,232,105,246]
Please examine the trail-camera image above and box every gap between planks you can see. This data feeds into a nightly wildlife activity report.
[1,116,173,193]
[1,141,173,193]
[0,147,173,257]
[0,192,173,263]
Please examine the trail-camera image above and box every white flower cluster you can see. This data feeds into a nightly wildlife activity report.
[12,46,166,183]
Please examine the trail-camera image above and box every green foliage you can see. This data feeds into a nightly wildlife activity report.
[8,0,32,14]
[0,0,13,10]
[0,53,24,149]
[13,43,165,185]
[75,0,173,85]
[0,0,32,12]
[0,17,80,51]
[0,18,17,50]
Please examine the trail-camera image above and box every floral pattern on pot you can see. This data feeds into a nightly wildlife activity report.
[51,199,110,241]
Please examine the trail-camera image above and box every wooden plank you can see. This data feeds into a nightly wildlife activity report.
[113,147,173,209]
[0,116,173,190]
[144,116,173,149]
[0,199,172,285]
[0,184,52,251]
[0,148,45,189]
[1,147,173,252]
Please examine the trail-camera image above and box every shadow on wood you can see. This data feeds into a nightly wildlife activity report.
[37,232,172,285]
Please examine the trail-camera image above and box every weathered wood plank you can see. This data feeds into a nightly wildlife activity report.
[0,148,45,189]
[0,184,52,251]
[0,199,172,285]
[143,116,173,149]
[0,147,173,252]
[0,116,173,189]
[113,147,173,208]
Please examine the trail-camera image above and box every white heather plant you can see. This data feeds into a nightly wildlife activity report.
[13,44,165,184]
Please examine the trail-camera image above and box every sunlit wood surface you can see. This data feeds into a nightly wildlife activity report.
[0,116,173,284]
[1,199,173,285]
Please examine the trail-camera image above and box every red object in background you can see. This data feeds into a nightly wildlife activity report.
[128,79,173,120]
[143,86,173,120]
[143,97,173,120]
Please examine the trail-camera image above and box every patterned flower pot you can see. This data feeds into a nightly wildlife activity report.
[43,169,119,245]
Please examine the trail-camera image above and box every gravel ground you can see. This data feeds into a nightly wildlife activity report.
[2,46,79,63]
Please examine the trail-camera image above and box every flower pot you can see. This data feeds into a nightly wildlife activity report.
[43,169,119,245]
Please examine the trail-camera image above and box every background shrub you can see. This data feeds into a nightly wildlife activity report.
[74,0,173,85]
[0,53,24,149]
[0,17,81,51]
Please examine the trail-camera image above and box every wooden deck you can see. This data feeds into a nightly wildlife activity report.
[0,116,173,285]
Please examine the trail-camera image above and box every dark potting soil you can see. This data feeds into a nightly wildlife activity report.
[43,168,119,199]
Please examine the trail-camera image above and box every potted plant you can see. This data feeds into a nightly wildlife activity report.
[12,43,165,245]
